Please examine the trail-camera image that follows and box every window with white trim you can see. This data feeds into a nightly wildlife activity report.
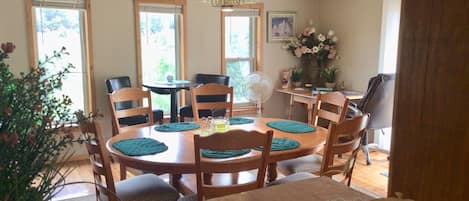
[223,9,260,104]
[30,0,93,113]
[137,2,183,113]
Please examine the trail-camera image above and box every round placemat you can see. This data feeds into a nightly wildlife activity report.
[266,121,316,133]
[112,138,168,156]
[155,122,200,132]
[229,117,254,125]
[254,138,300,151]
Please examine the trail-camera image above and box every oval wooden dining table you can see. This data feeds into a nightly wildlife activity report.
[106,117,327,190]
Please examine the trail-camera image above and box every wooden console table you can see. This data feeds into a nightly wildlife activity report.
[276,88,364,124]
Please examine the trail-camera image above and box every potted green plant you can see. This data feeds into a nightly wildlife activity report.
[320,67,339,88]
[291,67,303,87]
[0,42,78,200]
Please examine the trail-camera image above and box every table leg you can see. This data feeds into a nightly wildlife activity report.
[169,173,182,189]
[203,173,212,185]
[170,90,178,123]
[267,162,278,182]
[119,164,127,180]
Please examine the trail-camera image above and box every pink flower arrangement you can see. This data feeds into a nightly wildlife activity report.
[283,25,339,65]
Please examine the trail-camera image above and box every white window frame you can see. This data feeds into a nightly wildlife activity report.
[134,0,187,108]
[27,0,95,114]
[221,4,264,107]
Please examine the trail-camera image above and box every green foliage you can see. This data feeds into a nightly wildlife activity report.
[291,67,303,82]
[320,67,339,83]
[0,43,76,201]
[155,59,172,110]
[35,8,79,33]
[227,62,248,103]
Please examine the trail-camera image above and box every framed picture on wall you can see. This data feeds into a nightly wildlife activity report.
[267,11,296,42]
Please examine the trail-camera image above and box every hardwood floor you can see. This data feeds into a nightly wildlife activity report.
[335,150,389,197]
[53,150,388,200]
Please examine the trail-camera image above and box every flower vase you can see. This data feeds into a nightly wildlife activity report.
[292,81,302,88]
[325,82,336,89]
[317,60,328,86]
[300,56,321,87]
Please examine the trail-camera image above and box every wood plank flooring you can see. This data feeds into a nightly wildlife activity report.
[53,150,389,200]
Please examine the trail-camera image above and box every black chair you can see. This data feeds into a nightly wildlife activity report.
[179,74,230,122]
[348,73,395,165]
[105,76,164,134]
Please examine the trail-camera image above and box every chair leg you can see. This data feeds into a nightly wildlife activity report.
[362,130,372,165]
[120,164,127,180]
[362,145,372,165]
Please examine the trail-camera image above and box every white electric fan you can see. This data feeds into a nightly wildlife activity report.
[245,72,274,116]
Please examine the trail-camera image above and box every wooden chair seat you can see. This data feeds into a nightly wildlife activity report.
[100,174,180,201]
[277,154,323,176]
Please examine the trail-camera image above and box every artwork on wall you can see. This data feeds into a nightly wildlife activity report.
[267,11,296,42]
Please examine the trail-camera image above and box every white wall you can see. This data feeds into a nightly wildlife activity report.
[317,0,383,92]
[254,0,319,119]
[0,0,30,74]
[0,0,317,156]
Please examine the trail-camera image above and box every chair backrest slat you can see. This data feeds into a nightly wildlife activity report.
[319,114,369,186]
[317,109,341,124]
[79,120,118,201]
[114,107,151,118]
[199,157,265,173]
[191,83,234,121]
[194,129,273,201]
[195,102,232,111]
[108,87,154,134]
[312,92,349,127]
[330,138,362,154]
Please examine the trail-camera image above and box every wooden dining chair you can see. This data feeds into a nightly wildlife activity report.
[108,87,154,180]
[179,129,273,201]
[311,91,349,127]
[105,76,164,134]
[108,87,155,134]
[283,91,349,171]
[275,114,369,186]
[78,119,180,201]
[190,83,233,122]
[180,74,230,122]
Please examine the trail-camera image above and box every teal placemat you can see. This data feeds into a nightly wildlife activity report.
[266,121,316,133]
[112,138,168,156]
[254,138,300,151]
[202,149,251,158]
[155,122,200,132]
[229,117,254,125]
